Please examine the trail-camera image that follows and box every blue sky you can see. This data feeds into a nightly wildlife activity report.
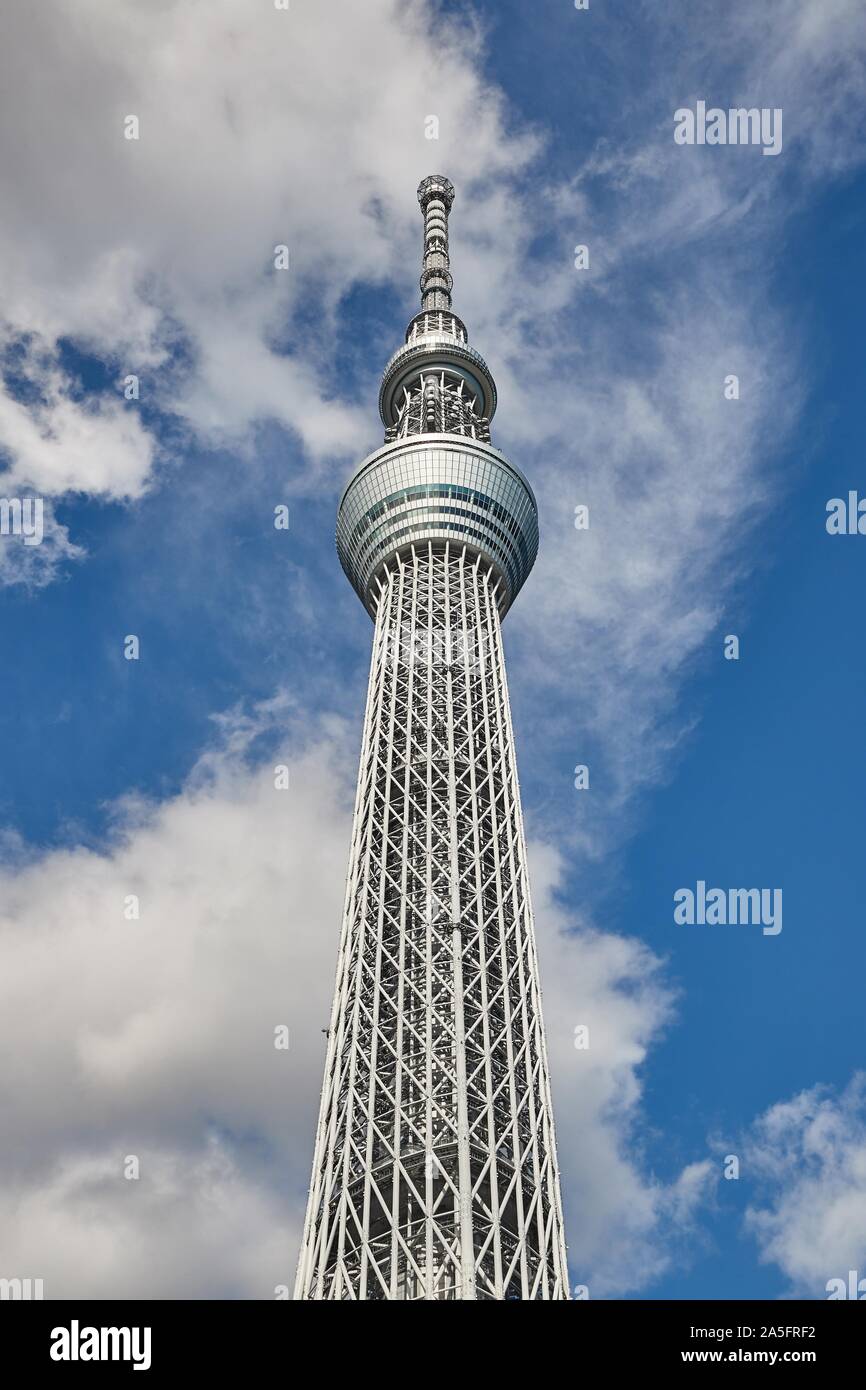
[1,0,865,1299]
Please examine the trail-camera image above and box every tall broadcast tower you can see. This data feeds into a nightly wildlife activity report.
[295,176,569,1300]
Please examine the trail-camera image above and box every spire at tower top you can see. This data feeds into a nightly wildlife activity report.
[417,174,455,313]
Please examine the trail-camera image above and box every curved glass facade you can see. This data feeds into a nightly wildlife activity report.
[336,435,538,617]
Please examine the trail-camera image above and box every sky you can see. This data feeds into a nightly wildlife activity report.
[1,0,865,1300]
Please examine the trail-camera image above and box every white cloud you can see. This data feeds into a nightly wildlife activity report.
[742,1075,866,1297]
[0,0,538,496]
[531,842,715,1294]
[1,1143,294,1301]
[0,327,154,499]
[0,492,84,590]
[0,697,707,1298]
[0,699,350,1296]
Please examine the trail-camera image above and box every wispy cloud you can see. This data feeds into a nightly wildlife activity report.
[532,841,716,1294]
[473,0,866,855]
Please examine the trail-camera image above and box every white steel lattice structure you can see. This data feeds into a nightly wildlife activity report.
[295,177,569,1300]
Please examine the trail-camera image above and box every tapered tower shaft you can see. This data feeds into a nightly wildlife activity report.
[296,178,568,1300]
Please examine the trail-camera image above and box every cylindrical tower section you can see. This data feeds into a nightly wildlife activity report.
[336,436,538,619]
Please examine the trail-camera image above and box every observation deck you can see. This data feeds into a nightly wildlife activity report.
[336,176,537,618]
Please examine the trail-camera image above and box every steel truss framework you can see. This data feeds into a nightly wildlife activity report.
[384,370,491,444]
[295,544,569,1300]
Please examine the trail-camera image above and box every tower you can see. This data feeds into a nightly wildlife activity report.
[295,176,569,1300]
